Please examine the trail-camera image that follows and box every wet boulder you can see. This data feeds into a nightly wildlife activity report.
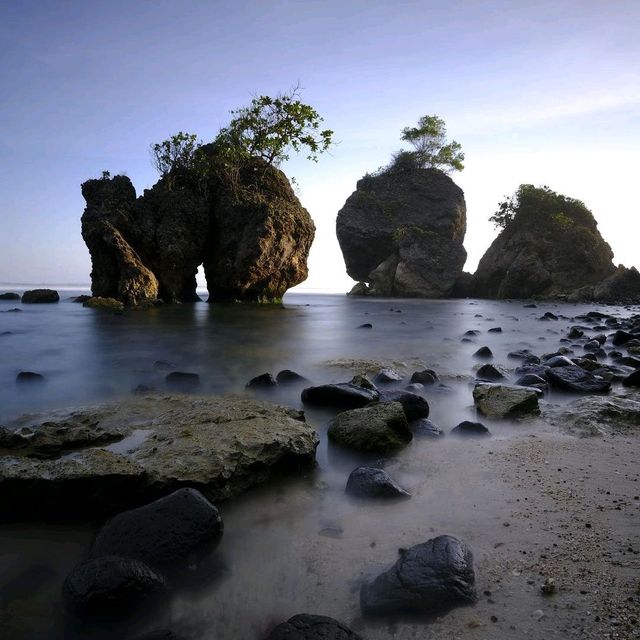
[246,373,278,389]
[328,402,411,453]
[16,371,45,384]
[62,556,168,615]
[473,346,493,360]
[475,364,508,382]
[83,296,125,312]
[21,289,59,303]
[622,369,640,388]
[276,370,307,384]
[265,614,364,640]
[360,535,476,615]
[301,383,379,409]
[546,365,611,393]
[380,390,429,421]
[0,292,20,300]
[373,368,403,384]
[410,369,438,384]
[91,488,223,571]
[450,421,491,437]
[473,383,540,419]
[515,373,548,391]
[345,466,410,499]
[411,418,444,438]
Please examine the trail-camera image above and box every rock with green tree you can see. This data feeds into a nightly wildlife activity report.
[81,88,332,304]
[474,185,616,299]
[336,115,467,298]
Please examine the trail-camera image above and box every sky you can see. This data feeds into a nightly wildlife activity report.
[1,0,639,292]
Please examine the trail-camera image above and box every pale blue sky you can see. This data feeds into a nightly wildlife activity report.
[1,0,638,291]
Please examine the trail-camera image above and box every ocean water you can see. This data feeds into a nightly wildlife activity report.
[0,290,636,639]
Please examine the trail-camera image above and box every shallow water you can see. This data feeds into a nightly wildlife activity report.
[0,291,636,639]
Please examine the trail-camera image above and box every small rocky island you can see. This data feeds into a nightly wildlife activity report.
[81,153,315,305]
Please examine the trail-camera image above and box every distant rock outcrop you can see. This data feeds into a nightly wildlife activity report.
[336,167,466,297]
[81,158,314,305]
[568,266,640,305]
[473,187,616,299]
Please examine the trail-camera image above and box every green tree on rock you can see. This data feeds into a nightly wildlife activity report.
[213,86,334,166]
[399,115,464,173]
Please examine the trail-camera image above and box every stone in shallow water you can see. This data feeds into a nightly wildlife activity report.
[360,535,476,616]
[450,421,491,437]
[373,368,403,384]
[62,556,168,615]
[380,390,429,421]
[622,369,640,388]
[411,418,444,438]
[246,372,277,388]
[21,288,59,303]
[475,364,508,381]
[301,383,379,409]
[473,383,540,419]
[265,614,364,640]
[546,365,611,393]
[165,371,200,391]
[91,488,223,571]
[473,346,493,359]
[16,371,45,384]
[276,369,307,384]
[410,369,438,384]
[345,466,410,499]
[328,402,411,453]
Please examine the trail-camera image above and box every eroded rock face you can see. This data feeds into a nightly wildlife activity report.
[205,158,315,302]
[0,395,318,517]
[81,157,314,305]
[474,190,615,299]
[336,167,467,297]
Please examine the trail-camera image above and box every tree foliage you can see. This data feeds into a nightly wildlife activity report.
[213,87,333,166]
[150,132,205,177]
[490,184,591,230]
[399,115,464,173]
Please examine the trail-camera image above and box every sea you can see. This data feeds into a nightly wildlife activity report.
[0,287,636,639]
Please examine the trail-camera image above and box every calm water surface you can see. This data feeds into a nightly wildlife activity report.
[0,290,635,639]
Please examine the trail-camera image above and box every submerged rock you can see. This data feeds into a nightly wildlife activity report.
[336,167,467,297]
[62,556,168,614]
[265,614,364,640]
[450,421,491,437]
[246,373,278,389]
[475,364,508,381]
[83,296,125,312]
[15,371,45,384]
[360,535,476,615]
[301,383,379,409]
[345,466,410,499]
[328,402,412,453]
[0,292,20,300]
[21,289,59,303]
[473,383,541,419]
[410,418,444,438]
[91,488,223,570]
[276,369,307,384]
[0,395,318,516]
[165,371,200,391]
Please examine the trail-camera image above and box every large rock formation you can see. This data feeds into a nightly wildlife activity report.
[473,186,616,299]
[205,158,315,302]
[336,167,467,297]
[81,158,314,305]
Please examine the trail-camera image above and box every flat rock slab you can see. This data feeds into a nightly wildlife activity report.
[0,395,319,516]
[360,535,476,615]
[544,394,640,437]
[473,383,541,419]
[265,614,364,640]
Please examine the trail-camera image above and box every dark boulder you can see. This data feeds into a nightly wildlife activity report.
[301,383,379,409]
[0,292,20,300]
[336,167,467,298]
[360,535,476,615]
[380,390,429,421]
[546,365,611,393]
[410,369,438,384]
[515,373,548,390]
[450,421,491,437]
[16,371,45,384]
[165,371,200,391]
[475,364,507,381]
[373,368,403,384]
[62,556,167,614]
[265,614,364,640]
[90,488,223,571]
[622,369,640,388]
[246,373,278,389]
[276,369,307,384]
[21,289,59,304]
[612,330,640,346]
[345,466,410,499]
[473,346,493,360]
[411,418,444,438]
